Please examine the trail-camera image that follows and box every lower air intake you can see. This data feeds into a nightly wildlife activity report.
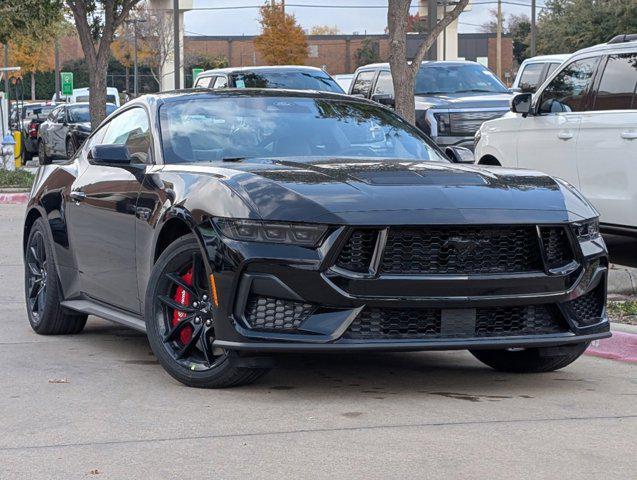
[244,295,315,331]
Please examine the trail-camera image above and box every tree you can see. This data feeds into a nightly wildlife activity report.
[9,34,55,100]
[65,0,143,128]
[254,2,308,65]
[0,0,62,44]
[111,29,135,93]
[354,39,382,68]
[387,0,470,124]
[310,25,340,35]
[537,0,637,54]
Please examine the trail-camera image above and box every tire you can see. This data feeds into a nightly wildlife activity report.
[24,148,34,162]
[38,141,51,165]
[470,342,590,373]
[66,138,77,159]
[145,234,269,388]
[24,218,87,335]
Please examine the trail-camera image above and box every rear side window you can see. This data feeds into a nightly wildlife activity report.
[373,71,394,96]
[212,76,228,89]
[518,63,544,92]
[539,57,600,113]
[593,53,637,111]
[350,70,375,97]
[194,76,211,88]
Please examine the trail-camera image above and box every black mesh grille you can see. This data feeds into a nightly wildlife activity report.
[475,305,566,336]
[335,229,378,273]
[346,308,441,339]
[244,295,315,331]
[345,305,567,339]
[566,284,605,326]
[540,227,574,268]
[379,226,543,275]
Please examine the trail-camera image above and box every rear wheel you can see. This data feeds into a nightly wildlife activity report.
[38,141,51,165]
[24,219,87,334]
[145,235,270,388]
[470,343,589,373]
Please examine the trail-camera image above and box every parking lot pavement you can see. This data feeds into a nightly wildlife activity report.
[1,204,636,480]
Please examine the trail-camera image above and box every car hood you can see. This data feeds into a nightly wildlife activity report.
[415,92,512,110]
[180,157,596,225]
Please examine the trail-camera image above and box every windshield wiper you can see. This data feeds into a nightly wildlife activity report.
[454,89,499,93]
[222,156,250,162]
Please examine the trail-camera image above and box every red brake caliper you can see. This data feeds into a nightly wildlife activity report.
[172,268,194,344]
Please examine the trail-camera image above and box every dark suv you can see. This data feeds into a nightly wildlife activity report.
[349,61,512,150]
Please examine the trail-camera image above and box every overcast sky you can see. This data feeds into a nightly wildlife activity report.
[184,0,540,37]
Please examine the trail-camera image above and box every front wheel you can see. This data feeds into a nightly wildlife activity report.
[470,342,590,373]
[145,235,270,388]
[66,138,77,159]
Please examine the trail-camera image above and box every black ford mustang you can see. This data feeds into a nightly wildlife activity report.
[23,89,610,388]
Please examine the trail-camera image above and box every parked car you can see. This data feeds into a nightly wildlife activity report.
[24,89,609,388]
[350,61,512,150]
[52,87,121,107]
[10,102,57,162]
[475,34,637,234]
[333,73,354,92]
[37,102,118,164]
[193,65,344,93]
[512,54,569,93]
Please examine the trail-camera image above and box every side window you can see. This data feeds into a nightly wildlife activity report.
[546,62,560,77]
[212,76,228,89]
[194,76,211,88]
[101,108,152,163]
[84,122,109,154]
[48,107,60,121]
[518,63,544,92]
[350,70,375,97]
[539,57,600,114]
[373,71,394,96]
[593,53,637,111]
[54,108,66,123]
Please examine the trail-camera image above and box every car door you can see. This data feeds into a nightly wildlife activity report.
[45,107,67,157]
[66,107,152,313]
[515,56,601,188]
[576,52,637,228]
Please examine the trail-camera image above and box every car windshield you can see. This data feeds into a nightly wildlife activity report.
[159,95,446,164]
[67,104,117,123]
[415,64,509,95]
[75,94,118,104]
[230,71,344,93]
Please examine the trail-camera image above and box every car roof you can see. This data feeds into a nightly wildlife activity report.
[572,35,637,57]
[198,65,331,76]
[134,88,374,106]
[355,60,483,71]
[521,54,570,64]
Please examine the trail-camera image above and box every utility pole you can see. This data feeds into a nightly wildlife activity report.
[531,0,536,56]
[427,0,438,60]
[54,39,60,102]
[3,45,8,100]
[173,0,180,89]
[126,18,147,98]
[281,0,285,14]
[442,0,448,60]
[496,0,502,79]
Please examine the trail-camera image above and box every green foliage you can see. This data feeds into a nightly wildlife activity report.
[184,53,229,87]
[0,169,34,189]
[537,0,637,54]
[354,39,382,68]
[0,0,63,44]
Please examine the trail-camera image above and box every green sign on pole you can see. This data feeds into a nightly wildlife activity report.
[192,68,203,84]
[61,72,73,96]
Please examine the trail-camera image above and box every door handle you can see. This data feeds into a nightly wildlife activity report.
[621,131,637,140]
[70,190,86,203]
[557,131,574,140]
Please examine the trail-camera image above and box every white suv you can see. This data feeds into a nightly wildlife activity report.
[475,34,637,234]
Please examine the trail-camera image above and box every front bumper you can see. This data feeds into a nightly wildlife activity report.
[202,224,611,352]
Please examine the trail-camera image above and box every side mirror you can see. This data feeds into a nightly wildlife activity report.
[445,146,475,164]
[371,94,395,107]
[511,93,533,116]
[90,144,131,165]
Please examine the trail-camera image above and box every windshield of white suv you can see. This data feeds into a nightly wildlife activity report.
[415,64,509,95]
[230,71,344,93]
[159,95,447,164]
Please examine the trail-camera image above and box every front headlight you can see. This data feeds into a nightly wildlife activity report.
[573,218,601,242]
[434,113,451,136]
[474,128,482,151]
[213,218,329,247]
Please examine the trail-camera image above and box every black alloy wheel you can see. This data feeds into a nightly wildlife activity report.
[24,218,87,334]
[26,229,48,322]
[66,138,77,159]
[145,235,269,388]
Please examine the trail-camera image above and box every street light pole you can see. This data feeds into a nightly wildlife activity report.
[173,0,180,90]
[496,0,502,79]
[54,39,60,102]
[531,0,536,56]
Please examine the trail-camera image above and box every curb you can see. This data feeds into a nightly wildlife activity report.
[586,328,637,363]
[0,192,29,204]
[608,265,637,296]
